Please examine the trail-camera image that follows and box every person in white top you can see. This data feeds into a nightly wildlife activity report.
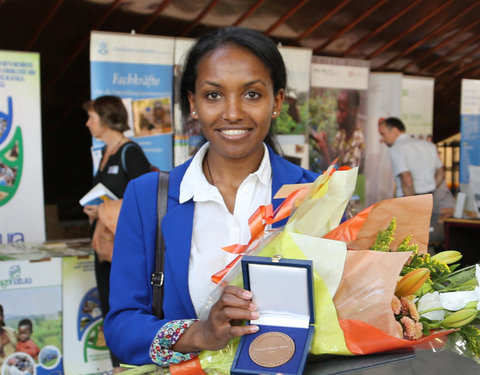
[378,117,444,197]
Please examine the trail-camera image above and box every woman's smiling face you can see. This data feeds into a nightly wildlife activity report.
[188,45,284,161]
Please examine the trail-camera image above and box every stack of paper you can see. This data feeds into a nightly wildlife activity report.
[79,183,118,206]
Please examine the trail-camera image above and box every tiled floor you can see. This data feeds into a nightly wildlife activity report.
[305,349,479,375]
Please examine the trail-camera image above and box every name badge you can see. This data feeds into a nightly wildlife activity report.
[108,165,119,174]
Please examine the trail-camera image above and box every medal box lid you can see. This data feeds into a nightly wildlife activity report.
[241,255,315,327]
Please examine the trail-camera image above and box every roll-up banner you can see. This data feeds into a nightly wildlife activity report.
[460,79,480,185]
[459,79,480,216]
[309,56,370,209]
[89,31,174,172]
[0,50,45,243]
[401,76,435,136]
[365,72,402,205]
[276,46,313,169]
[173,37,196,167]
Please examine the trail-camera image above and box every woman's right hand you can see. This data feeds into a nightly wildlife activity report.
[173,285,259,352]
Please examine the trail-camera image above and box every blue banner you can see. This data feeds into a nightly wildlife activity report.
[89,31,175,171]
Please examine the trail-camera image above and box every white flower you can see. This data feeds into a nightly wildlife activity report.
[417,292,445,321]
[439,287,480,311]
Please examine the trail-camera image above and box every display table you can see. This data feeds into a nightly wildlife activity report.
[444,217,480,266]
[0,239,113,375]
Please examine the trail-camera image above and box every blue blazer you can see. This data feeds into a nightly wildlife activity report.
[104,147,318,365]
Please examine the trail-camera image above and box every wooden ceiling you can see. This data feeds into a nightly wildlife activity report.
[1,0,479,215]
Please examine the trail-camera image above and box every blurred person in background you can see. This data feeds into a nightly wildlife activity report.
[83,95,151,372]
[378,117,444,197]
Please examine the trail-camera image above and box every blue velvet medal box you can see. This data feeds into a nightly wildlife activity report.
[231,255,315,375]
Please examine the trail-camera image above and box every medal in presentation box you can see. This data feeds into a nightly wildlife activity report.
[231,255,315,375]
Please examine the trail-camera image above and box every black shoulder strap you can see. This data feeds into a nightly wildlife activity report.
[120,142,138,173]
[151,170,169,319]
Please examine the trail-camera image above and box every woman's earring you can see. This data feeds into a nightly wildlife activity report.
[192,111,196,116]
[273,111,277,116]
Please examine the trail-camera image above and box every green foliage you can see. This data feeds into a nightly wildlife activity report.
[308,89,338,141]
[397,235,419,253]
[370,218,396,252]
[402,253,451,280]
[34,317,62,350]
[459,325,480,358]
[432,265,478,292]
[273,102,309,135]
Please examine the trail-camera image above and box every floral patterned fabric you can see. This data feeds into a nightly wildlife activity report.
[333,127,365,168]
[149,319,198,366]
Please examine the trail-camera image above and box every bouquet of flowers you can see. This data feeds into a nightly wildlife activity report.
[121,167,480,374]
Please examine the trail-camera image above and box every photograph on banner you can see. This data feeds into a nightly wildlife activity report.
[0,50,45,243]
[0,259,63,373]
[132,96,173,136]
[276,46,312,169]
[309,56,370,210]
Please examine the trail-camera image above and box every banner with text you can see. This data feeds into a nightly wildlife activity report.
[401,76,435,136]
[90,31,174,171]
[0,50,45,243]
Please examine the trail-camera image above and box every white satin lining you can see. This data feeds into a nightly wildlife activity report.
[248,263,310,329]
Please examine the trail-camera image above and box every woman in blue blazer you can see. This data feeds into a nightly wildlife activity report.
[104,27,318,367]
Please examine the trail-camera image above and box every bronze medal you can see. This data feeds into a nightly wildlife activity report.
[248,331,295,368]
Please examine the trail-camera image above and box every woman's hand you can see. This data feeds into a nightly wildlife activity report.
[173,286,259,352]
[83,204,100,224]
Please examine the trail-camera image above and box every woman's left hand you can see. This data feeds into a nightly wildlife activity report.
[83,204,100,223]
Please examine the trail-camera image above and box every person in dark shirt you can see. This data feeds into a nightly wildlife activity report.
[83,95,150,371]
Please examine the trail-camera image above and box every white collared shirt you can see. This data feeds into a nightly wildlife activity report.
[180,142,272,316]
[390,133,442,197]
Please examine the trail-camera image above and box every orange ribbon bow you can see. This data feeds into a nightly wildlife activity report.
[211,187,308,284]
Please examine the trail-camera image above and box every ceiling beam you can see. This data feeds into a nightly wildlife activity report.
[419,32,480,74]
[233,0,268,26]
[181,0,221,36]
[264,0,311,35]
[432,40,480,77]
[340,0,421,57]
[377,1,480,70]
[25,0,64,51]
[137,0,173,34]
[401,16,480,72]
[435,57,480,91]
[368,0,454,62]
[294,0,350,42]
[45,0,123,94]
[313,0,387,54]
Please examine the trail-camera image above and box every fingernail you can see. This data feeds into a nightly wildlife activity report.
[243,290,252,299]
[251,311,260,319]
[250,302,257,311]
[250,325,259,333]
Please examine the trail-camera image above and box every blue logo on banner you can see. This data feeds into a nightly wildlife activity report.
[97,41,108,55]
